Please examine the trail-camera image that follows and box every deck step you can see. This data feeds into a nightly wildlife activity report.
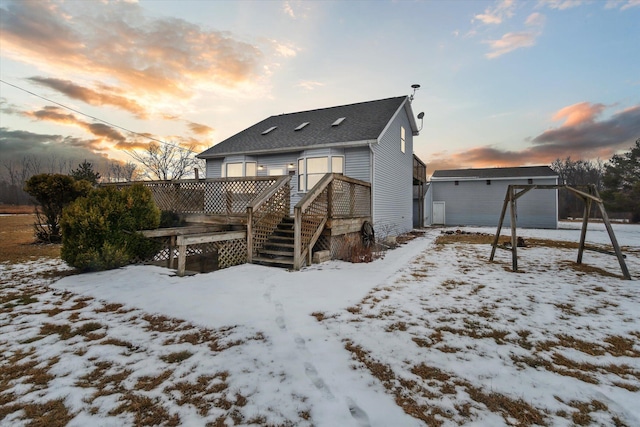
[258,249,294,257]
[252,256,294,268]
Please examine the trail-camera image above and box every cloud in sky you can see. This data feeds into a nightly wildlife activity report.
[187,122,214,136]
[484,12,546,58]
[0,0,264,101]
[427,103,640,171]
[0,127,110,168]
[26,106,127,143]
[297,81,324,91]
[551,102,606,127]
[538,0,586,10]
[27,77,149,119]
[473,0,515,24]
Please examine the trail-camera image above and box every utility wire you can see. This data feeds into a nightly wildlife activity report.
[0,78,197,153]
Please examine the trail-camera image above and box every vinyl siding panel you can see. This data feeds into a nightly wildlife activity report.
[344,147,371,183]
[206,159,222,177]
[431,177,558,228]
[372,109,413,235]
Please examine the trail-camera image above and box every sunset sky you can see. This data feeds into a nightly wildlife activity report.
[1,0,639,176]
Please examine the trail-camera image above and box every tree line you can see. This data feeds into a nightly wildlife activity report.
[1,142,204,205]
[551,138,640,223]
[0,156,138,205]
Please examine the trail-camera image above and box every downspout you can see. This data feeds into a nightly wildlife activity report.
[369,142,375,224]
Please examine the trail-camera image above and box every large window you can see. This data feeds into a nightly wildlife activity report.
[297,156,344,192]
[223,161,257,177]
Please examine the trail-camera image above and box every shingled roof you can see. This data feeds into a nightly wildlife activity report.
[198,96,414,158]
[431,166,557,180]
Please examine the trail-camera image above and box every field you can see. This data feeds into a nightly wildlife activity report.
[0,213,60,264]
[1,214,639,426]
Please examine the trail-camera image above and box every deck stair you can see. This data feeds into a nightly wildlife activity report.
[253,217,295,268]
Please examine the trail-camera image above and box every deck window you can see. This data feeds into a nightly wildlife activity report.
[401,126,406,153]
[297,155,344,192]
[223,161,257,177]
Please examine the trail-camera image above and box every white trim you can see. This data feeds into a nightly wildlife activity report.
[198,140,376,159]
[430,175,559,182]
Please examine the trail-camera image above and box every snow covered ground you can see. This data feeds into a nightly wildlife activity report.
[1,222,639,426]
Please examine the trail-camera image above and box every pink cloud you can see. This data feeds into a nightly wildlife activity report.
[552,102,606,127]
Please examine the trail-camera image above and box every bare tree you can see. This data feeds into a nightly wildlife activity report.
[105,160,139,182]
[128,142,203,181]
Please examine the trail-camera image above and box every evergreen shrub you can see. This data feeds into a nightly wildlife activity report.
[61,184,161,271]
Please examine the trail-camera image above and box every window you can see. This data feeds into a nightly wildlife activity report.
[331,156,343,174]
[297,155,344,192]
[295,122,309,131]
[223,161,257,177]
[486,180,491,185]
[245,162,257,176]
[225,163,243,178]
[454,180,459,186]
[306,157,328,190]
[268,168,284,176]
[528,178,533,184]
[400,126,406,153]
[261,126,277,135]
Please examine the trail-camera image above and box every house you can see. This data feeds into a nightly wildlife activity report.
[427,166,559,229]
[197,96,426,236]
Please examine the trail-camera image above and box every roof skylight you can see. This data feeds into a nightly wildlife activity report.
[331,117,346,126]
[295,122,310,131]
[261,126,277,135]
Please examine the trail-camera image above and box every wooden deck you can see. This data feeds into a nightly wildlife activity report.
[121,174,372,272]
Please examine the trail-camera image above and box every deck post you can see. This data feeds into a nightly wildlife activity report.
[246,207,254,263]
[177,244,186,277]
[293,206,302,270]
[168,235,176,269]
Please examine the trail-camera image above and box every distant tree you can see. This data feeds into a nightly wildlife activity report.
[128,142,203,181]
[550,157,604,219]
[70,160,101,185]
[105,160,138,182]
[601,138,640,222]
[24,174,91,242]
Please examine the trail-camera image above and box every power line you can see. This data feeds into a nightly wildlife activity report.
[0,78,197,153]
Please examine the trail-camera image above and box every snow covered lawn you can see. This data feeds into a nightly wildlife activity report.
[1,223,639,426]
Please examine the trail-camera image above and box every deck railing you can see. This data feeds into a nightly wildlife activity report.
[106,177,280,216]
[246,176,291,262]
[293,174,371,269]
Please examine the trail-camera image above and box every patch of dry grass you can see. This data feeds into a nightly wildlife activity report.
[164,372,230,416]
[109,393,181,426]
[0,214,60,264]
[0,398,73,427]
[160,350,193,364]
[345,340,548,426]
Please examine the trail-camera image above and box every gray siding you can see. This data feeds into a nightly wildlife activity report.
[344,147,371,183]
[372,109,414,235]
[431,177,558,229]
[206,159,222,177]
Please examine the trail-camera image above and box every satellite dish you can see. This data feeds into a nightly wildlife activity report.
[417,112,425,119]
[411,84,421,89]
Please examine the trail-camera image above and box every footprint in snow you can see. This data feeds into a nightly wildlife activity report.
[346,397,371,427]
[304,362,334,399]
